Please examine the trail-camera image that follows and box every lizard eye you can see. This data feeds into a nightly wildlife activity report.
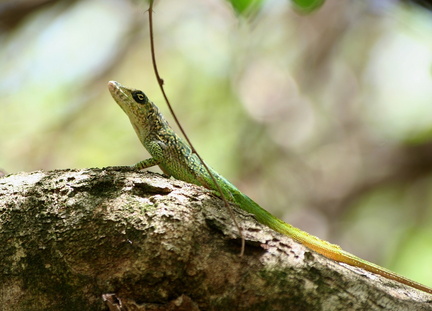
[132,91,148,104]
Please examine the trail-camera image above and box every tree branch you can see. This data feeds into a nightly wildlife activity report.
[0,169,431,310]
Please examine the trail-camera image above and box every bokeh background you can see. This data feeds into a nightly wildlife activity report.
[1,0,432,287]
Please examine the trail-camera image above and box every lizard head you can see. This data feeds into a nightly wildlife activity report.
[108,81,165,142]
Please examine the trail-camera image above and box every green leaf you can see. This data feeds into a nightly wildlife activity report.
[227,0,264,15]
[292,0,325,13]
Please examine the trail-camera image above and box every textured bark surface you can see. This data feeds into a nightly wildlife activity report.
[0,168,431,311]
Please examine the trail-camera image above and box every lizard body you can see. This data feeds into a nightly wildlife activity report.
[108,80,432,295]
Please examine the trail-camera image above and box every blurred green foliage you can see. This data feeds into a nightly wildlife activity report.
[292,0,325,13]
[227,0,264,14]
[226,0,325,14]
[1,0,432,287]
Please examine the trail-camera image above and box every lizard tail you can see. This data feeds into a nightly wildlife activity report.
[232,191,432,294]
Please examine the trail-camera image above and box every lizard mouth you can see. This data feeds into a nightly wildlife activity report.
[108,81,129,101]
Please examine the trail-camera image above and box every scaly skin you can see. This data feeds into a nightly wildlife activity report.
[108,80,432,295]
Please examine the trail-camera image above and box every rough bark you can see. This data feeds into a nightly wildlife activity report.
[0,168,431,311]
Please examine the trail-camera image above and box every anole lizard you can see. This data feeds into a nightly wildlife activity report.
[108,80,432,295]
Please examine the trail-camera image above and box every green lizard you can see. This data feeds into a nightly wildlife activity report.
[108,80,432,295]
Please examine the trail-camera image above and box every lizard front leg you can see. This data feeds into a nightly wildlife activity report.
[134,158,159,170]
